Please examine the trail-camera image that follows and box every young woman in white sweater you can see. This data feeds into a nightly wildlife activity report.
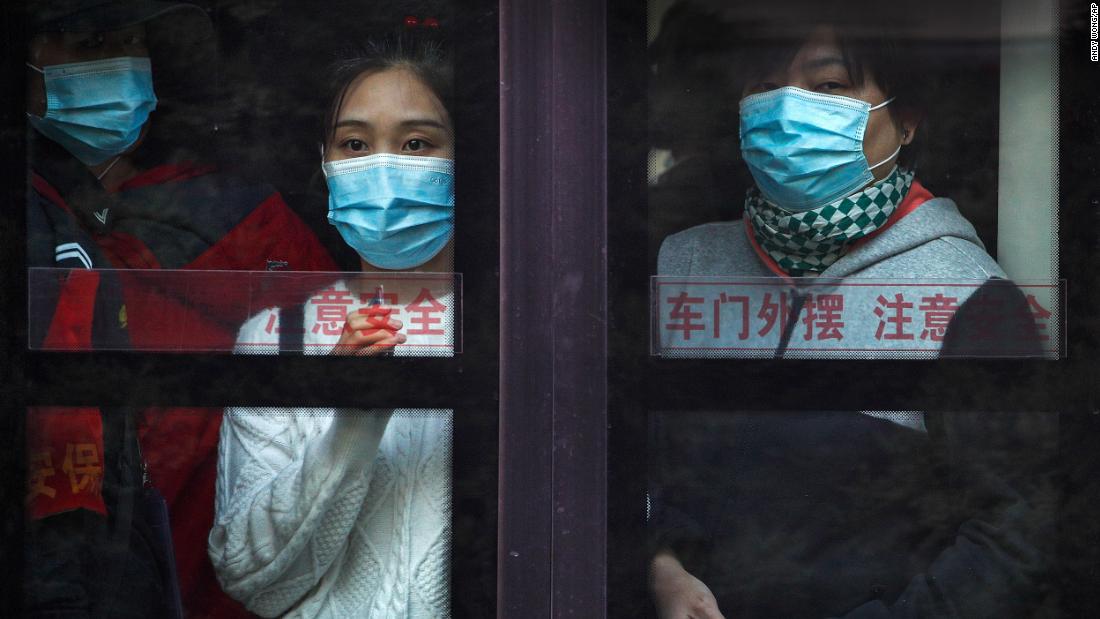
[208,33,456,618]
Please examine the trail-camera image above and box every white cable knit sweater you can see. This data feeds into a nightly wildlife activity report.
[209,280,454,618]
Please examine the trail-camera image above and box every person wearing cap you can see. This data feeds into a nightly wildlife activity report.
[25,2,337,618]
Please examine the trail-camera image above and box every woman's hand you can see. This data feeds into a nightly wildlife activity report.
[650,551,726,619]
[330,306,406,355]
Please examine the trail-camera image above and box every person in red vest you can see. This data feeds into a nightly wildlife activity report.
[25,1,337,617]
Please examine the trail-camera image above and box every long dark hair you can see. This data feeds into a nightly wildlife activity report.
[322,30,454,149]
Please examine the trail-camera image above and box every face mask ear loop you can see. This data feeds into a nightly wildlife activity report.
[868,96,895,112]
[868,143,903,171]
[95,156,122,181]
[318,142,326,174]
[867,96,901,171]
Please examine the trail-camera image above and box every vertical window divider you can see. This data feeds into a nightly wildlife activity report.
[499,0,609,615]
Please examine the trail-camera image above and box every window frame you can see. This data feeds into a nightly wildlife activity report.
[7,0,1100,617]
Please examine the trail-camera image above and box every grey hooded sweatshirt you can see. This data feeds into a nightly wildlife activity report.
[658,197,1008,358]
[659,197,1004,282]
[650,197,1055,618]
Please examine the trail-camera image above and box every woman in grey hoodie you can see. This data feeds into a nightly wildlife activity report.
[649,3,1054,618]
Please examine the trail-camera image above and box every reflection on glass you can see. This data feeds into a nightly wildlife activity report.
[648,410,1058,618]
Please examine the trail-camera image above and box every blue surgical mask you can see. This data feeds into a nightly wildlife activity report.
[739,86,900,212]
[27,57,157,166]
[324,154,455,270]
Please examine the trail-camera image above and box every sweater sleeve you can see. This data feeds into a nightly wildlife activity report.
[208,409,392,617]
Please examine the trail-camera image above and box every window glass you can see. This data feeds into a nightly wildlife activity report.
[19,2,498,618]
[646,0,1062,359]
[28,268,462,355]
[622,1,1076,617]
[24,406,460,618]
[647,409,1059,618]
[25,0,462,356]
[651,275,1064,358]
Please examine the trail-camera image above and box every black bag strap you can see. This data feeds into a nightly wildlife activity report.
[96,408,179,619]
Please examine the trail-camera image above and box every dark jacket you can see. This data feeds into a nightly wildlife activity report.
[649,282,1057,619]
[24,407,178,619]
[27,142,336,618]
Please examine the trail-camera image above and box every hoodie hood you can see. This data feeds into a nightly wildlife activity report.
[820,197,1005,280]
[658,194,1005,283]
[656,195,1009,358]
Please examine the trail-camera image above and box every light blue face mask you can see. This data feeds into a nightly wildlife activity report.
[324,153,455,270]
[739,86,900,212]
[27,56,157,166]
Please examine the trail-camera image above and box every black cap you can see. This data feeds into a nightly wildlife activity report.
[29,0,208,34]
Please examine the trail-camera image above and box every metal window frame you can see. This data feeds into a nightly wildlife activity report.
[498,0,609,614]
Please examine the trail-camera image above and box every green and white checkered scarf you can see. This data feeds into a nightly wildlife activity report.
[746,166,915,276]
